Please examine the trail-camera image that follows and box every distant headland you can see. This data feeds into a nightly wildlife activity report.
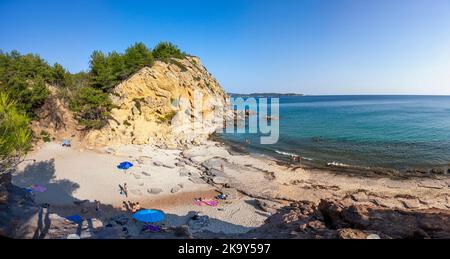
[228,93,304,98]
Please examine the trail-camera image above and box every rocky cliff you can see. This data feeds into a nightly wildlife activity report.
[84,56,228,148]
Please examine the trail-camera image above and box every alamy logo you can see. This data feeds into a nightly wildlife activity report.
[171,91,279,144]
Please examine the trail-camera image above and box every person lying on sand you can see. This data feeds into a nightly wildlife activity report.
[131,202,141,213]
[122,201,131,212]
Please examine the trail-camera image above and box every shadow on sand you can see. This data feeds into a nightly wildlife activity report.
[7,159,254,239]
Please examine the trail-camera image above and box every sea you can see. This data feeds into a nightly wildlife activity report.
[221,95,450,171]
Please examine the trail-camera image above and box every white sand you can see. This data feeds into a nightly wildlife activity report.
[12,142,269,234]
[14,141,448,237]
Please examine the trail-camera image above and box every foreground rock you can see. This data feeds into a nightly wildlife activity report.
[239,200,450,239]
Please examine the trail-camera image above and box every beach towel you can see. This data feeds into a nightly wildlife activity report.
[66,215,83,223]
[30,184,47,193]
[143,224,161,232]
[193,199,218,207]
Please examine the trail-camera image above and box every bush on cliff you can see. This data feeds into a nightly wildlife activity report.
[152,42,186,61]
[0,41,188,131]
[89,42,154,92]
[69,87,113,129]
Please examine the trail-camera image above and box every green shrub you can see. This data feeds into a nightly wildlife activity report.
[153,42,186,62]
[89,42,154,92]
[0,50,52,115]
[69,87,113,129]
[0,93,31,174]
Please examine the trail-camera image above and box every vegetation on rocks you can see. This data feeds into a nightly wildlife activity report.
[89,42,155,92]
[0,51,52,115]
[0,41,189,136]
[0,93,31,175]
[69,87,113,129]
[152,42,186,62]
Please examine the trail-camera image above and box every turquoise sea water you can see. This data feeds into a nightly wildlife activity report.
[221,95,450,171]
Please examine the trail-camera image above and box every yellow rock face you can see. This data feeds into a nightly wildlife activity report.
[84,56,228,148]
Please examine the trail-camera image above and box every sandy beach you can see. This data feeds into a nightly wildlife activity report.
[9,139,449,238]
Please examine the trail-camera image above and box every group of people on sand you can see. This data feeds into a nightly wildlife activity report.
[122,200,141,213]
[118,182,142,213]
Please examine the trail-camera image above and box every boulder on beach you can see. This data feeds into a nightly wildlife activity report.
[147,188,163,194]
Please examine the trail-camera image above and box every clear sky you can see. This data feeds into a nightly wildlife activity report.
[1,0,449,95]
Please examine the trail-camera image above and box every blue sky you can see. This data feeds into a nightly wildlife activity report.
[1,0,449,95]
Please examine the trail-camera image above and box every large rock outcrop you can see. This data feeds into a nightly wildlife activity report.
[84,57,228,148]
[31,85,82,144]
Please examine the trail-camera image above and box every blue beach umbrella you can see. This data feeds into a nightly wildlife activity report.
[117,161,134,170]
[132,209,165,223]
[66,215,83,223]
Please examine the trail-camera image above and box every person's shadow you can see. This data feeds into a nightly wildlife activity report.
[32,207,51,239]
[13,159,79,205]
[7,159,260,239]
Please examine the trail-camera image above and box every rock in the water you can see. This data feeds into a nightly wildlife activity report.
[430,167,445,174]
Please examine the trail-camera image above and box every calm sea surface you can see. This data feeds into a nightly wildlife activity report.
[221,95,450,170]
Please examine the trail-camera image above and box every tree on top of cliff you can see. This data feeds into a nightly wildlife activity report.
[123,43,154,76]
[0,93,31,175]
[89,42,154,92]
[152,42,186,62]
[0,50,52,116]
[69,87,113,130]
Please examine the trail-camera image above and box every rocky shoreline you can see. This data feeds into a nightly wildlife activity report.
[215,135,450,180]
[1,140,449,239]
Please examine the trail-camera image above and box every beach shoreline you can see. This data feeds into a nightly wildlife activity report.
[6,138,450,238]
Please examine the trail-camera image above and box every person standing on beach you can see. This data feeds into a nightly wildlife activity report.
[94,200,101,218]
[123,183,128,198]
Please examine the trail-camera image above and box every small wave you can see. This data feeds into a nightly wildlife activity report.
[274,150,297,157]
[274,150,314,161]
[327,161,351,167]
